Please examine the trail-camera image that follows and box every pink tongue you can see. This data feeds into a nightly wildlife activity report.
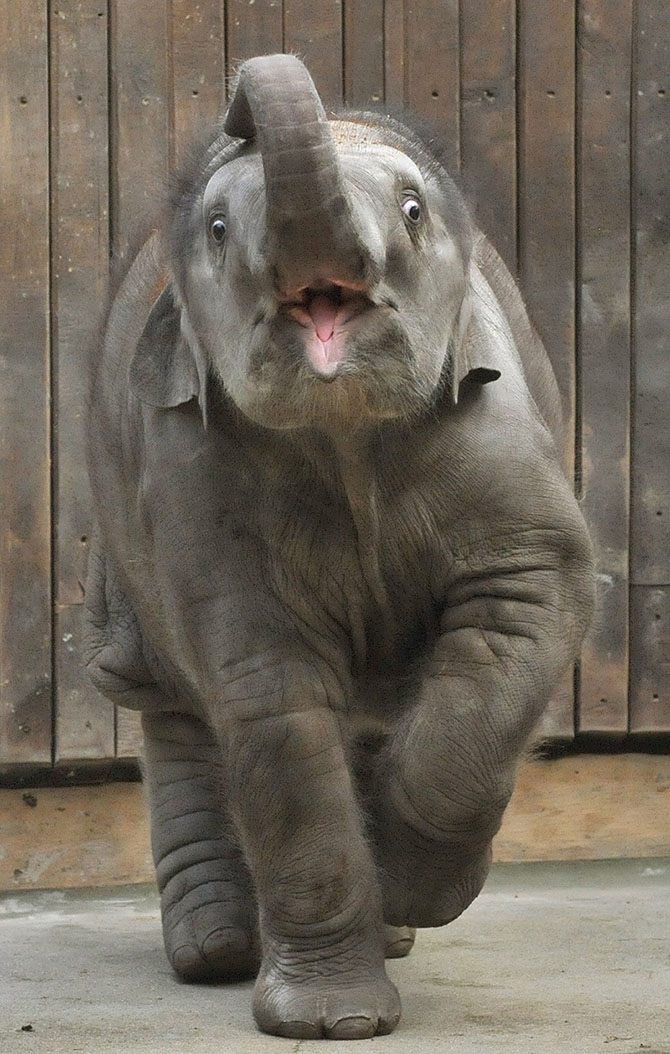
[308,295,339,343]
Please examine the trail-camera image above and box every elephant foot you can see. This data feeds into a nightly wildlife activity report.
[161,870,260,982]
[381,840,492,929]
[383,924,416,958]
[253,960,401,1039]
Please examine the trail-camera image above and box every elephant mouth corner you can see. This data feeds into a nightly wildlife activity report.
[278,281,376,380]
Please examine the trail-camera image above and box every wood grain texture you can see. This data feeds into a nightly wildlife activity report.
[630,2,670,588]
[495,754,670,862]
[226,0,282,85]
[172,0,226,164]
[50,1,115,761]
[283,0,343,107]
[2,756,668,890]
[630,586,670,732]
[109,1,171,265]
[517,2,576,738]
[0,3,52,764]
[460,0,516,272]
[405,0,460,170]
[383,0,405,110]
[344,0,384,107]
[517,0,576,466]
[629,2,670,732]
[577,0,632,733]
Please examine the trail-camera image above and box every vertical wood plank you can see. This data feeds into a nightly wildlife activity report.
[0,3,52,764]
[405,0,460,169]
[460,0,517,272]
[344,0,384,108]
[630,587,669,732]
[226,0,283,85]
[576,0,632,733]
[283,0,344,107]
[51,1,115,761]
[518,0,576,737]
[383,0,405,110]
[172,0,226,165]
[110,1,171,265]
[630,0,670,732]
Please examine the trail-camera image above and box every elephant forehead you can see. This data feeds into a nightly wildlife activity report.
[202,149,264,209]
[335,138,424,187]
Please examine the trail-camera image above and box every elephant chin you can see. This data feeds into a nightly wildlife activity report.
[232,314,440,433]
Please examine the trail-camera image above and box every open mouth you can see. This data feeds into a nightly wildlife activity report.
[280,281,374,378]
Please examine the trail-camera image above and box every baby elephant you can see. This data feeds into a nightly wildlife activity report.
[85,54,594,1039]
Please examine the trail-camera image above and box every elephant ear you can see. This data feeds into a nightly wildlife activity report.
[129,284,207,419]
[450,276,502,405]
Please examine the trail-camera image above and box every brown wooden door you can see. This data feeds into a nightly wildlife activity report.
[2,0,668,772]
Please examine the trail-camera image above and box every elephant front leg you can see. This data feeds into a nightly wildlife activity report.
[217,663,400,1040]
[375,565,589,928]
[142,711,259,980]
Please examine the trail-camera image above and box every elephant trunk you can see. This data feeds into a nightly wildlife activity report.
[224,54,372,295]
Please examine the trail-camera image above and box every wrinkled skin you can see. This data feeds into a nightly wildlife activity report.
[85,56,594,1040]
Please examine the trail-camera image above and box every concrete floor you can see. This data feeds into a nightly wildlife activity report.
[2,860,669,1054]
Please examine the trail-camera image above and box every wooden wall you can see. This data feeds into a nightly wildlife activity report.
[1,0,669,770]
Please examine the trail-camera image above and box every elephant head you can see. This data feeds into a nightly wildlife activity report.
[130,54,499,431]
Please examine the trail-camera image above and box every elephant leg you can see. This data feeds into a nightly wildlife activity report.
[141,710,259,981]
[217,664,401,1040]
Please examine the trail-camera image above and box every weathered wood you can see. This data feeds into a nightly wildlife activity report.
[50,1,115,761]
[629,2,670,733]
[172,0,226,164]
[460,0,516,273]
[576,0,632,733]
[109,1,171,265]
[383,0,405,110]
[517,0,576,466]
[116,709,144,760]
[0,3,52,764]
[517,2,576,737]
[344,0,384,108]
[630,3,670,589]
[3,756,669,889]
[629,587,670,732]
[225,0,282,87]
[404,0,460,169]
[283,0,344,108]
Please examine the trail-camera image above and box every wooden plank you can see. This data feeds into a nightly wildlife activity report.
[283,0,344,107]
[344,0,384,108]
[576,0,632,733]
[517,2,576,737]
[3,755,669,889]
[405,0,460,169]
[225,0,283,89]
[110,1,171,265]
[0,3,52,764]
[0,784,153,890]
[50,1,115,762]
[629,2,670,732]
[629,586,670,732]
[495,754,670,862]
[116,709,144,760]
[630,3,670,588]
[172,0,226,165]
[383,0,405,111]
[517,0,576,466]
[460,0,517,272]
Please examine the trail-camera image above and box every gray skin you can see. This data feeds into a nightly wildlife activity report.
[85,54,594,1041]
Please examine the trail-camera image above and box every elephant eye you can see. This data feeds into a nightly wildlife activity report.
[209,216,227,244]
[401,197,422,224]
